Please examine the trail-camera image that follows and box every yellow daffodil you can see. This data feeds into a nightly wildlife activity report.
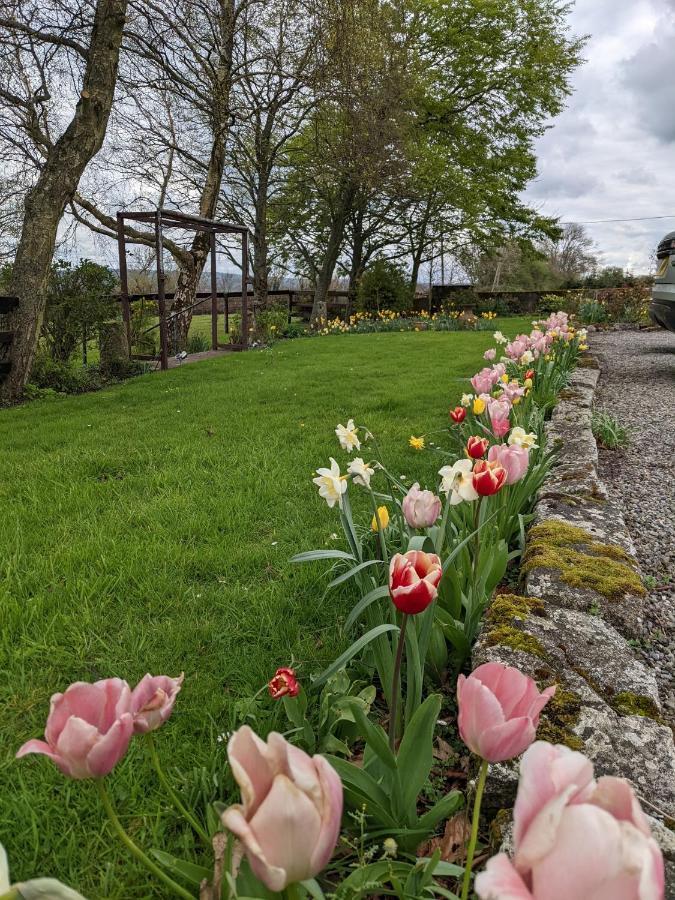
[500,374,509,384]
[409,435,425,451]
[371,505,390,531]
[473,396,486,415]
[579,343,588,351]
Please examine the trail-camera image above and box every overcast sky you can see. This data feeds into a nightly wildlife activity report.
[524,0,675,273]
[67,0,675,275]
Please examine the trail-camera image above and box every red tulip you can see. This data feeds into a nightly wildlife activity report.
[450,406,466,424]
[389,550,442,615]
[467,436,490,459]
[525,369,535,381]
[473,459,507,496]
[457,663,556,763]
[268,667,300,699]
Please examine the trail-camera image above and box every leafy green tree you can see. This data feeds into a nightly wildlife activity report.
[357,259,410,312]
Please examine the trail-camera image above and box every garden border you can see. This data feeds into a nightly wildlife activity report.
[472,353,675,891]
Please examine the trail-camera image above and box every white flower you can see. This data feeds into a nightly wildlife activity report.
[335,419,360,452]
[313,458,348,508]
[461,393,474,408]
[493,331,507,344]
[519,350,534,366]
[578,328,588,339]
[347,457,374,488]
[508,427,539,450]
[439,460,479,505]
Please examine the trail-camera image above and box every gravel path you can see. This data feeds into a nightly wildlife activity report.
[591,328,675,716]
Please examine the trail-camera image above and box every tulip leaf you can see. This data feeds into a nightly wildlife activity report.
[344,585,389,632]
[396,694,442,822]
[149,850,211,887]
[301,878,326,899]
[407,535,435,554]
[291,549,356,563]
[416,790,464,833]
[335,860,413,894]
[436,565,463,620]
[343,698,397,770]
[312,624,399,688]
[404,621,423,729]
[325,755,398,827]
[327,559,383,590]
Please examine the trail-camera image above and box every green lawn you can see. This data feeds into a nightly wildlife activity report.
[0,320,531,898]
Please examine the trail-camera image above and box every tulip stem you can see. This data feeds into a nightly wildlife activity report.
[460,758,489,900]
[145,733,211,845]
[96,779,195,900]
[388,614,408,751]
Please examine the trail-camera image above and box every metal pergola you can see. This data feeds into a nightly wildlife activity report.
[116,208,250,370]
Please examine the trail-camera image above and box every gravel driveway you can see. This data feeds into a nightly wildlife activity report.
[591,328,675,716]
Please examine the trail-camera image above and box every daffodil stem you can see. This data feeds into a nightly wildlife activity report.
[388,614,408,751]
[369,492,388,564]
[0,891,20,900]
[460,758,489,900]
[146,733,211,845]
[96,779,195,900]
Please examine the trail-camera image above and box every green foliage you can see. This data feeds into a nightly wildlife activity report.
[592,410,630,450]
[186,333,210,354]
[42,260,119,363]
[357,259,410,313]
[578,298,608,324]
[29,353,104,394]
[255,303,289,342]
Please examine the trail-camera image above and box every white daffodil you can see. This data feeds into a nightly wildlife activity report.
[335,419,360,452]
[313,458,348,508]
[460,393,474,408]
[438,460,479,505]
[508,427,539,450]
[493,331,508,344]
[519,350,534,366]
[578,328,588,339]
[347,457,374,488]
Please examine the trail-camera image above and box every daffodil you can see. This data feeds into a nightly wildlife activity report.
[493,331,507,344]
[473,396,486,415]
[409,435,425,451]
[500,373,509,384]
[335,419,360,452]
[579,343,588,351]
[371,505,390,531]
[461,393,474,407]
[348,457,375,488]
[312,458,348,508]
[519,350,534,366]
[438,460,479,505]
[508,427,538,450]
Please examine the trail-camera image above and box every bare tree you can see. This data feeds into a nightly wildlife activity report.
[541,223,598,285]
[0,0,128,401]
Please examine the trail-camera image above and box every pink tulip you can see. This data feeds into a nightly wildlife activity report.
[16,678,134,779]
[131,673,184,734]
[484,348,497,361]
[457,663,556,763]
[501,382,525,404]
[476,742,665,900]
[472,369,495,395]
[402,482,442,528]
[488,398,511,438]
[488,444,529,484]
[221,726,343,891]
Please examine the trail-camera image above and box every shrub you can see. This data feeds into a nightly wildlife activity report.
[357,258,410,313]
[187,333,211,354]
[592,410,630,450]
[30,353,104,394]
[255,303,288,341]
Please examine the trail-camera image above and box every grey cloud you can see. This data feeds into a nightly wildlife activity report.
[622,11,675,143]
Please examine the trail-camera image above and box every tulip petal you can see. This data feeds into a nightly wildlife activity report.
[474,853,534,899]
[248,775,323,888]
[86,713,134,777]
[16,739,63,767]
[54,716,101,779]
[222,805,289,893]
[457,675,505,758]
[309,755,343,874]
[227,725,278,819]
[479,717,536,764]
[592,777,652,837]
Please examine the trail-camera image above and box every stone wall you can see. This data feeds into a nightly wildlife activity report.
[473,355,675,891]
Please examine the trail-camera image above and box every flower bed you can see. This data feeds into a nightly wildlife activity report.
[316,308,499,335]
[8,313,667,899]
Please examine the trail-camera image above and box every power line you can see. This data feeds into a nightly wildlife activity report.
[561,214,675,225]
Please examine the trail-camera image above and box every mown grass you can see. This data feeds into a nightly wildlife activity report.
[0,319,531,898]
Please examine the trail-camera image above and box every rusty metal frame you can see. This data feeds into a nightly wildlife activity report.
[116,208,250,370]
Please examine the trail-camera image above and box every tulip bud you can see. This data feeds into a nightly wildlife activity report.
[131,673,184,734]
[466,436,489,459]
[402,482,442,528]
[472,459,507,496]
[450,406,466,424]
[268,667,300,699]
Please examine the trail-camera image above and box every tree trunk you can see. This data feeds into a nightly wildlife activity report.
[170,0,235,349]
[3,0,128,402]
[252,169,270,308]
[348,204,365,296]
[311,180,357,324]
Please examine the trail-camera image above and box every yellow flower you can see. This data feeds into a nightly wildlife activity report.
[371,505,390,531]
[409,435,425,451]
[500,374,509,384]
[473,397,486,415]
[524,377,533,389]
[579,343,588,351]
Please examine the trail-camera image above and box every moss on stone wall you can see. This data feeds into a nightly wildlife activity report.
[536,686,584,751]
[523,520,645,601]
[611,691,661,720]
[483,594,548,658]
